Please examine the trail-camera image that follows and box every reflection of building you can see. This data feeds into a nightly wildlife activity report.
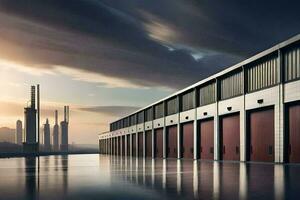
[60,106,69,151]
[53,110,59,151]
[43,119,51,151]
[15,120,22,145]
[23,85,40,153]
[99,34,300,164]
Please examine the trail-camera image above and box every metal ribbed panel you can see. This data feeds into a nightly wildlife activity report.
[154,103,164,119]
[130,114,136,126]
[137,111,144,124]
[145,107,153,122]
[166,97,178,116]
[284,45,300,82]
[199,82,216,106]
[181,90,195,111]
[247,55,279,92]
[220,71,243,100]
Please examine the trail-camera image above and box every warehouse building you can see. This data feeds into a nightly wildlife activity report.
[99,34,300,163]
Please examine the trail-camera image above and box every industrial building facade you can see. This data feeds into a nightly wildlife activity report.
[99,34,300,163]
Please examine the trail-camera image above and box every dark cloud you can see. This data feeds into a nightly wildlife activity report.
[79,106,141,116]
[0,0,299,89]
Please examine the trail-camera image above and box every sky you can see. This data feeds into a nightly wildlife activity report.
[0,0,300,144]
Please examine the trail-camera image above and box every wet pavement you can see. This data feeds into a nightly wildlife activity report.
[0,154,299,199]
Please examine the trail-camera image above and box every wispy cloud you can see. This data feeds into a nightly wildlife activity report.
[79,105,141,116]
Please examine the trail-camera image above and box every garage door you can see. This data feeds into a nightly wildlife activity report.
[221,113,240,161]
[118,136,121,155]
[182,122,194,159]
[145,130,152,157]
[288,103,300,163]
[126,135,130,156]
[132,133,137,157]
[155,128,163,158]
[122,136,125,156]
[199,118,214,160]
[112,138,115,155]
[138,132,143,157]
[167,125,177,158]
[249,108,274,162]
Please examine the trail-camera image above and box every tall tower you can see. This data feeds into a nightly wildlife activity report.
[52,110,59,151]
[15,120,22,145]
[60,106,69,151]
[23,85,40,153]
[43,119,51,151]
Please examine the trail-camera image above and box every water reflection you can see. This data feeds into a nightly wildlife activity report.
[0,155,298,199]
[110,156,290,200]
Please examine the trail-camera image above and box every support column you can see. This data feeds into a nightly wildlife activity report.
[152,128,155,158]
[177,95,181,159]
[214,108,220,160]
[136,132,138,157]
[194,112,198,160]
[120,136,123,156]
[277,49,285,163]
[130,133,132,157]
[163,126,166,159]
[125,134,127,156]
[214,79,220,160]
[143,130,146,158]
[240,67,247,162]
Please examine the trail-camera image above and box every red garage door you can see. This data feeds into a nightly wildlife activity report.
[138,132,143,157]
[288,103,300,163]
[122,136,125,156]
[249,108,274,162]
[155,128,163,158]
[221,113,240,161]
[167,125,177,158]
[199,118,214,160]
[145,130,152,157]
[182,122,194,159]
[132,133,137,157]
[126,135,130,156]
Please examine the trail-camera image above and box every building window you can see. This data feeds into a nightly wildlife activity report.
[137,111,144,124]
[181,90,195,111]
[154,103,164,119]
[284,45,300,82]
[166,97,178,116]
[198,82,216,106]
[247,55,279,93]
[145,107,153,122]
[220,70,244,100]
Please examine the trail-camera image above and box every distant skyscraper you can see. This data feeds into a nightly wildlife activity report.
[15,120,22,145]
[60,106,69,151]
[53,110,59,151]
[23,85,40,153]
[43,119,51,151]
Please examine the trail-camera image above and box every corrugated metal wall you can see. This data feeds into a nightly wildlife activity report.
[124,117,129,127]
[220,71,244,100]
[198,82,216,106]
[166,97,178,116]
[145,107,153,122]
[181,90,195,111]
[284,45,300,82]
[247,55,279,92]
[154,103,164,119]
[137,111,144,124]
[130,114,136,126]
